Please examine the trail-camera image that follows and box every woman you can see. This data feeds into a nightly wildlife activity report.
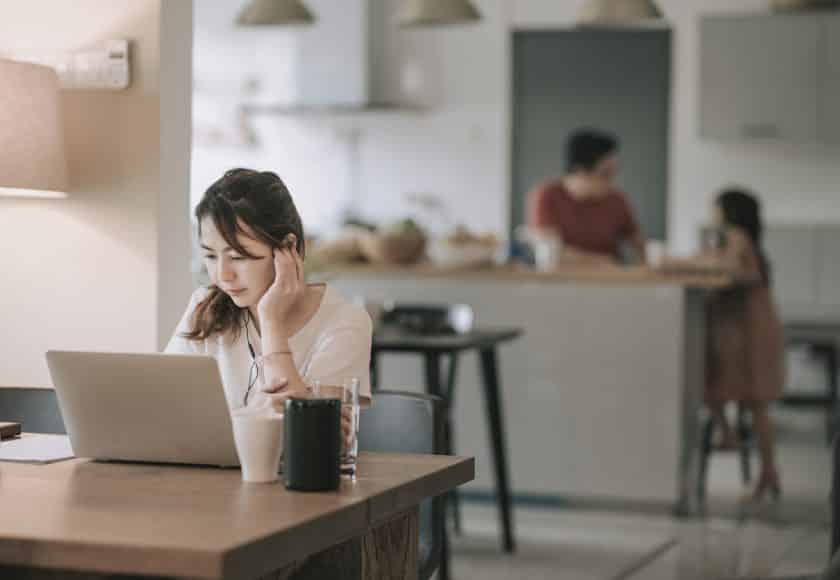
[526,129,646,265]
[676,188,785,501]
[166,168,373,416]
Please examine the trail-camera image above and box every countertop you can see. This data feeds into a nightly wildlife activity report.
[320,263,734,289]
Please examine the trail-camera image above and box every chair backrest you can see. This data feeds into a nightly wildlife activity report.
[0,387,65,434]
[359,390,445,455]
[380,303,475,335]
[833,434,839,556]
[358,390,445,580]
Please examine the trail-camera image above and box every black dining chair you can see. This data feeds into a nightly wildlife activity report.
[372,302,475,535]
[358,390,450,580]
[0,387,65,434]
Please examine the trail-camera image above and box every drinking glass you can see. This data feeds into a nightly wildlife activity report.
[340,377,360,477]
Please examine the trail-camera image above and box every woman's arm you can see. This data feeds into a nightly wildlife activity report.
[255,247,373,415]
[661,228,761,283]
[257,247,311,404]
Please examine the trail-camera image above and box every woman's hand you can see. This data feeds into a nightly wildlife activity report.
[260,379,309,413]
[257,242,304,331]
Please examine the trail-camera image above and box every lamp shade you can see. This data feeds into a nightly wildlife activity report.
[399,0,481,26]
[0,59,68,198]
[236,0,315,25]
[578,0,663,25]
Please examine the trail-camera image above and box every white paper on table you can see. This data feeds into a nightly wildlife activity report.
[0,434,74,464]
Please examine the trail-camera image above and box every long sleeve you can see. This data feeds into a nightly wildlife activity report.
[300,307,373,403]
[164,288,209,355]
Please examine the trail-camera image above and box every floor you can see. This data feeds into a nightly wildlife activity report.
[447,408,832,580]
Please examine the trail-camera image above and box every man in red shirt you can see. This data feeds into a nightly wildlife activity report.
[526,130,646,266]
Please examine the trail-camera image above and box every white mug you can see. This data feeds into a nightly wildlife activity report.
[231,409,284,483]
[646,240,666,269]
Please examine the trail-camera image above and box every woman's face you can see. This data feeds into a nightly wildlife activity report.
[200,217,275,309]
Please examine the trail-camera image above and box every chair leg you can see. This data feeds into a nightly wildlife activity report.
[827,345,838,446]
[445,354,462,536]
[698,416,715,502]
[446,419,462,535]
[439,524,451,580]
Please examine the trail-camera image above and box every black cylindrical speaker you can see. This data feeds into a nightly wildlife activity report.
[283,398,341,491]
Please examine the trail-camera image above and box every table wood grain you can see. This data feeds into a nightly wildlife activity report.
[0,452,472,579]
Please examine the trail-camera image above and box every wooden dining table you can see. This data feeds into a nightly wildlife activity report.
[0,451,473,580]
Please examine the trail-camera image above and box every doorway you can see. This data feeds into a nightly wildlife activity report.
[511,29,672,241]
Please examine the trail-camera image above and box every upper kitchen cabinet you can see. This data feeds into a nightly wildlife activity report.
[700,13,840,143]
[821,16,840,144]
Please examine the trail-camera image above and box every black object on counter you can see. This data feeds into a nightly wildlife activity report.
[0,421,22,440]
[283,398,341,492]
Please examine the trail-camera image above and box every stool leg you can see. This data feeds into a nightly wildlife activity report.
[827,345,838,446]
[479,347,515,553]
[737,404,752,485]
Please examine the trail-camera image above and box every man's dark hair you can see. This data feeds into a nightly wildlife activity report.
[566,130,619,173]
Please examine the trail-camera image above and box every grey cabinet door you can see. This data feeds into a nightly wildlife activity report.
[700,14,821,142]
[765,226,819,307]
[820,16,840,144]
[816,228,840,307]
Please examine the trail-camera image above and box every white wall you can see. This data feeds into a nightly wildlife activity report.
[192,0,840,249]
[0,0,193,387]
[192,0,510,236]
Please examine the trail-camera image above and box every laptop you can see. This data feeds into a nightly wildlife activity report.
[46,351,239,467]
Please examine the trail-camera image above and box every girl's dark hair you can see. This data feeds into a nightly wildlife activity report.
[716,188,771,284]
[566,129,619,173]
[183,168,305,341]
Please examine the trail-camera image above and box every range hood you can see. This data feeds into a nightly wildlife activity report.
[286,0,374,108]
[256,0,475,113]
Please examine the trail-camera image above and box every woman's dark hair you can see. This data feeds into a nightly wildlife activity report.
[566,129,619,173]
[183,168,305,341]
[716,188,771,284]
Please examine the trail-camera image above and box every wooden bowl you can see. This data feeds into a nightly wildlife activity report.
[358,231,426,265]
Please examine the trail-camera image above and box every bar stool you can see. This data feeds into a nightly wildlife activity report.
[698,403,752,502]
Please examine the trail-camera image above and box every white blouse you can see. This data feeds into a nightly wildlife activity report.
[165,285,372,411]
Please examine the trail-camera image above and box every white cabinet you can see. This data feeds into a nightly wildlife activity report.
[765,226,819,306]
[700,13,839,143]
[765,225,840,319]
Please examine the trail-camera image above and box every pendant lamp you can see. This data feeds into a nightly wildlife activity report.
[399,0,481,27]
[236,0,315,26]
[578,0,663,25]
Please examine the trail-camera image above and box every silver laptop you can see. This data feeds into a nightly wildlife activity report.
[46,351,239,467]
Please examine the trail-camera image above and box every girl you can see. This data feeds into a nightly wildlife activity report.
[687,188,786,501]
[165,168,372,417]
